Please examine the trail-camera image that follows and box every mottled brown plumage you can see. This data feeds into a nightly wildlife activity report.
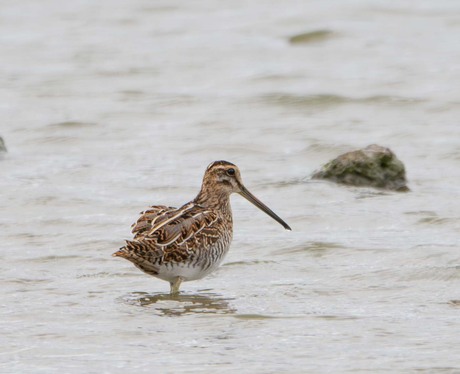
[113,160,291,294]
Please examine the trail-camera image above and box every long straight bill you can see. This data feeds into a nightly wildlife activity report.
[239,185,292,230]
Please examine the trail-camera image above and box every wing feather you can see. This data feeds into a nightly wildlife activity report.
[131,205,172,239]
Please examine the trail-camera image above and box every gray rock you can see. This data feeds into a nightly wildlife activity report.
[312,144,409,191]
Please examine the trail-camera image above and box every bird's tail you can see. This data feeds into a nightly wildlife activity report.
[112,240,162,276]
[113,240,151,258]
[112,241,130,258]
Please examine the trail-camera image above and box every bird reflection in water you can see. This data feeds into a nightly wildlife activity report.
[120,291,236,316]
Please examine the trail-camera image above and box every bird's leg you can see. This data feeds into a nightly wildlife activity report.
[170,277,183,295]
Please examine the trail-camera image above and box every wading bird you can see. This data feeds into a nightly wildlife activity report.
[113,161,291,294]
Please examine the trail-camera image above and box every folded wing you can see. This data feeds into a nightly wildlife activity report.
[114,202,222,265]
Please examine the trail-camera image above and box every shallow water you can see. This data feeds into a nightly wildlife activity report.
[1,0,459,373]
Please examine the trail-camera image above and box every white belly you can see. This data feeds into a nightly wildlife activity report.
[156,256,226,283]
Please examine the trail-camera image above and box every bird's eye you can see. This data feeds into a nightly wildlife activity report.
[226,168,235,176]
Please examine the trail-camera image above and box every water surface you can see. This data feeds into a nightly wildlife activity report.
[1,0,459,373]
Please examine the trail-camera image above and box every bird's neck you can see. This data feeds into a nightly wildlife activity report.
[194,188,233,220]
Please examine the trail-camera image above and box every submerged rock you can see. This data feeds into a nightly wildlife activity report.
[0,137,6,153]
[312,144,409,191]
[288,30,335,44]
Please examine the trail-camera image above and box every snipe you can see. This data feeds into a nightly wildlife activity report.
[113,161,291,294]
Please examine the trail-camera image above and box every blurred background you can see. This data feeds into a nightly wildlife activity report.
[1,0,459,373]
